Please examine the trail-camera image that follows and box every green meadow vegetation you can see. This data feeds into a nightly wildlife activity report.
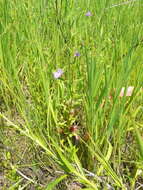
[0,0,143,189]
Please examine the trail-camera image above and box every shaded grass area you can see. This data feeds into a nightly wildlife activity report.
[0,0,143,189]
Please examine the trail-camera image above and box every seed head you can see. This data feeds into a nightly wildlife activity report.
[69,125,78,133]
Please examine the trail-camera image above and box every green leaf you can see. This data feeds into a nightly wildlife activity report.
[44,175,67,190]
[135,125,143,160]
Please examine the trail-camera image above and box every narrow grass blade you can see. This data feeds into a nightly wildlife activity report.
[45,175,67,190]
[134,125,143,160]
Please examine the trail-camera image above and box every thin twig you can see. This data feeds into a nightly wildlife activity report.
[16,169,36,184]
[106,0,141,9]
[9,163,36,184]
[72,163,114,189]
[136,182,143,190]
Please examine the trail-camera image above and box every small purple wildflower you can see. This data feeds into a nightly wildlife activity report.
[85,11,92,16]
[74,51,80,57]
[53,68,64,79]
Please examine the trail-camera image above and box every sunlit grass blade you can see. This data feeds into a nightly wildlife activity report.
[45,174,67,190]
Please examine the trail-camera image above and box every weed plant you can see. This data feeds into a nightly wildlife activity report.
[0,0,143,189]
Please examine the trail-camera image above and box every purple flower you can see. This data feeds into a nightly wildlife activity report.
[53,68,64,79]
[74,51,80,57]
[85,11,92,16]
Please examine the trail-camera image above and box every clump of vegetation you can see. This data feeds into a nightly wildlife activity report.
[0,0,143,189]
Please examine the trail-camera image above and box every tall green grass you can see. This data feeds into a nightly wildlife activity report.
[0,0,143,189]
